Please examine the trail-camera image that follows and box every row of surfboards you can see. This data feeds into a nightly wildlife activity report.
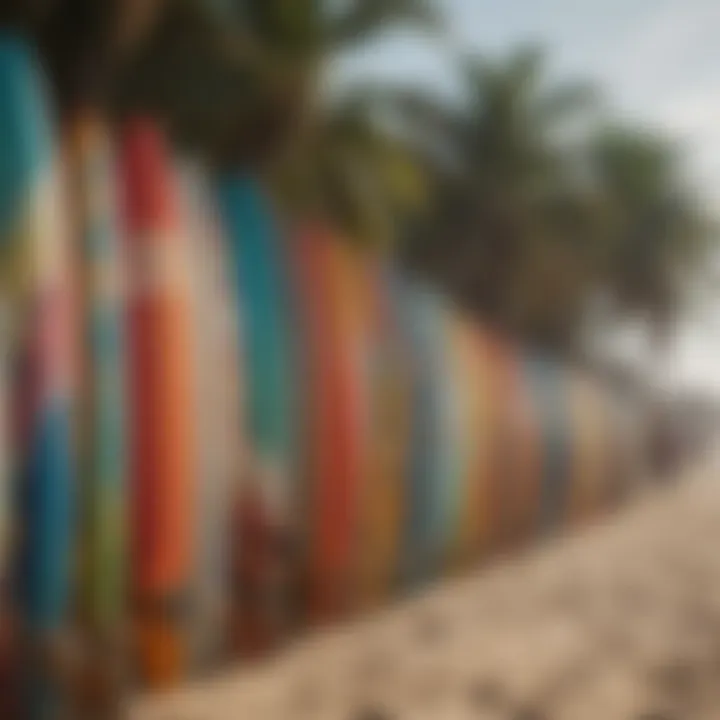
[0,34,646,717]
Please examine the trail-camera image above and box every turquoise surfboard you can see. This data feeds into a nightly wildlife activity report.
[0,34,75,719]
[216,176,298,654]
[435,299,468,570]
[522,355,572,533]
[389,277,446,588]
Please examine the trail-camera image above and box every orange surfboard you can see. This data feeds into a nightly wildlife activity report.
[119,120,196,688]
[355,261,412,607]
[500,346,542,547]
[449,317,492,567]
[483,333,516,550]
[291,228,363,623]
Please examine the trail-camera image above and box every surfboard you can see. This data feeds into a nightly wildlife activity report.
[0,300,10,706]
[566,370,602,525]
[522,356,572,534]
[323,238,371,613]
[287,227,330,622]
[585,379,610,518]
[608,391,646,505]
[0,33,75,719]
[449,318,491,567]
[389,278,447,588]
[355,261,411,606]
[438,307,472,572]
[289,228,363,623]
[601,390,634,511]
[176,161,244,672]
[215,177,297,651]
[499,345,542,548]
[63,109,127,712]
[481,334,513,550]
[0,302,9,593]
[119,120,196,688]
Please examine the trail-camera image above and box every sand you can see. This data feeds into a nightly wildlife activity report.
[132,452,720,719]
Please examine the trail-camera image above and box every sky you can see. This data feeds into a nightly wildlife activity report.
[333,0,720,395]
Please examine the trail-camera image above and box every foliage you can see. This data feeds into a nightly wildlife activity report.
[402,47,605,350]
[589,127,714,340]
[12,0,716,349]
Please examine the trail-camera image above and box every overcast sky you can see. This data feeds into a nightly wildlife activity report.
[334,0,720,394]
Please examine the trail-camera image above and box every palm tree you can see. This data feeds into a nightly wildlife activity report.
[397,46,715,356]
[401,46,603,351]
[0,0,169,114]
[589,126,714,347]
[111,0,440,244]
[268,85,431,247]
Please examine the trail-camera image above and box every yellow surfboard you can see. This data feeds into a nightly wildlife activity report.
[455,322,495,562]
[567,371,602,524]
[355,261,412,607]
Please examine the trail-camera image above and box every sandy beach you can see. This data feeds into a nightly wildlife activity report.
[133,452,720,719]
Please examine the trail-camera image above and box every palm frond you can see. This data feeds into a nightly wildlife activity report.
[324,0,441,51]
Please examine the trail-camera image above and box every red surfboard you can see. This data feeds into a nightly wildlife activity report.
[291,228,363,624]
[119,120,196,688]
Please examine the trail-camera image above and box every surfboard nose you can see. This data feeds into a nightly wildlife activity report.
[119,120,177,236]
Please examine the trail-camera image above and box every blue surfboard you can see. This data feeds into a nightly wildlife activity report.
[389,277,447,588]
[0,34,75,719]
[216,176,298,653]
[522,355,572,533]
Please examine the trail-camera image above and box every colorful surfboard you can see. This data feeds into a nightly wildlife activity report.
[609,392,646,505]
[0,300,9,697]
[522,356,572,534]
[0,302,9,601]
[63,109,127,713]
[0,33,75,719]
[602,390,632,510]
[216,177,297,651]
[289,228,363,622]
[499,345,542,548]
[451,321,491,565]
[390,279,447,588]
[177,162,244,672]
[0,188,13,716]
[566,370,604,525]
[448,317,489,567]
[119,121,196,687]
[438,305,471,571]
[482,334,513,549]
[355,262,411,606]
[323,238,371,613]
